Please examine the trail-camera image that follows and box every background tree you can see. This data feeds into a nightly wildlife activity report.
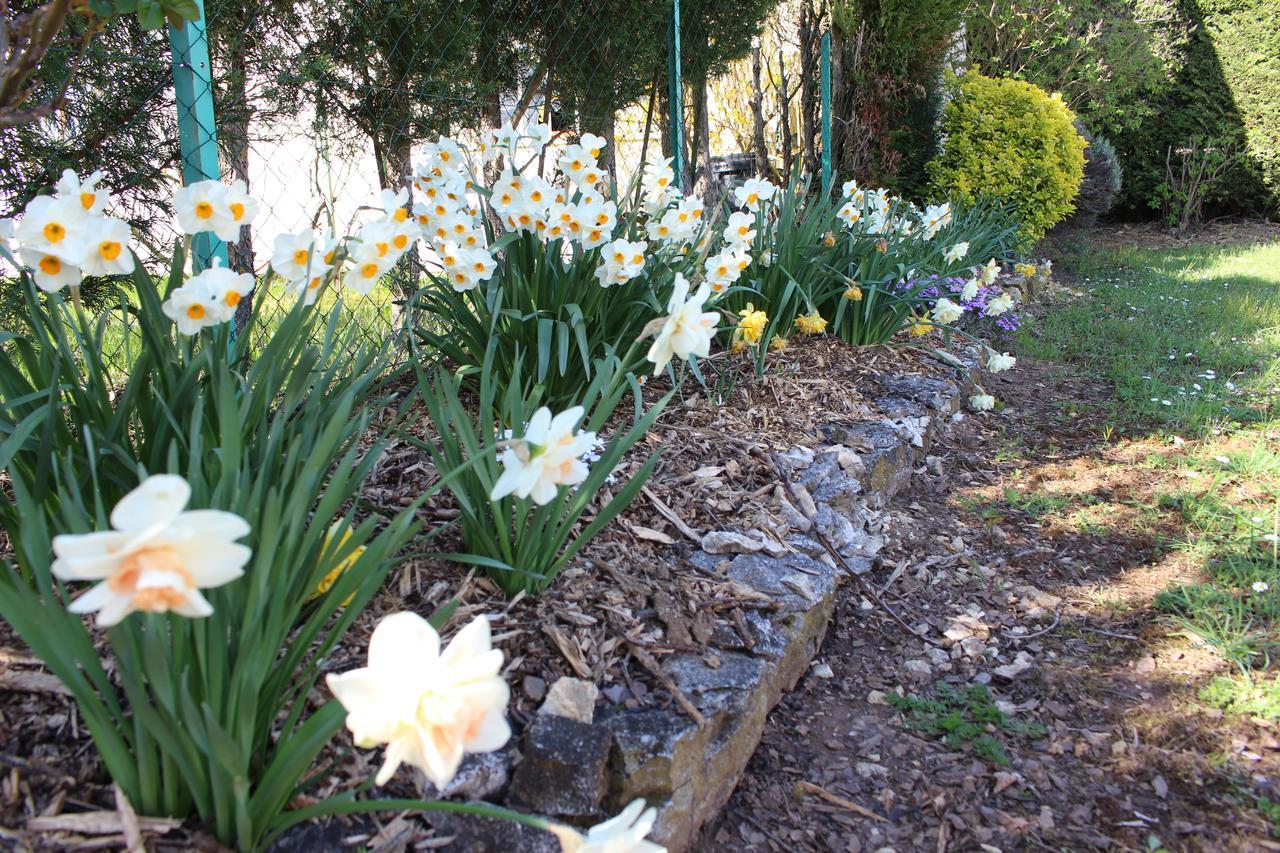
[828,0,966,196]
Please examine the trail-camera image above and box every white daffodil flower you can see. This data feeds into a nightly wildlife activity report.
[51,474,250,627]
[734,177,776,211]
[836,202,862,228]
[704,247,749,293]
[549,799,665,853]
[595,238,647,287]
[524,121,553,151]
[209,179,258,242]
[931,297,964,325]
[986,350,1016,372]
[197,263,254,320]
[19,248,82,292]
[490,406,597,505]
[724,211,756,247]
[14,194,90,265]
[271,230,330,284]
[960,278,980,302]
[579,132,607,160]
[969,393,996,412]
[174,180,231,238]
[56,169,112,216]
[642,273,718,376]
[943,241,969,263]
[161,270,231,334]
[79,216,135,277]
[986,291,1015,316]
[327,612,511,788]
[979,258,1000,286]
[921,202,952,239]
[346,242,389,295]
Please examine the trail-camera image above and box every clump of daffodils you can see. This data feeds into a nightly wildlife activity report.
[490,406,598,505]
[51,475,251,626]
[327,612,510,787]
[7,169,137,292]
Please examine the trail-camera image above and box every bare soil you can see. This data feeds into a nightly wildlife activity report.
[706,329,1280,851]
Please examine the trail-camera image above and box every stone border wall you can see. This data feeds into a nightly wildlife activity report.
[433,365,970,852]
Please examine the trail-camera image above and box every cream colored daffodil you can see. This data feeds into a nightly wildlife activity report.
[51,474,250,627]
[327,612,511,787]
[490,406,597,505]
[549,799,665,853]
[931,297,964,325]
[641,273,718,375]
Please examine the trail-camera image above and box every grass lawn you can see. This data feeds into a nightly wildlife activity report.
[1019,235,1280,697]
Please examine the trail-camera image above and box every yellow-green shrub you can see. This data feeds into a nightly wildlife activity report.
[928,73,1086,243]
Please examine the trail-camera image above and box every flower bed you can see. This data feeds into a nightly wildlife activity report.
[0,122,1042,851]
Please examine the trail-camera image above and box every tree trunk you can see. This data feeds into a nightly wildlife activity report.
[778,52,794,177]
[829,24,845,184]
[799,1,818,177]
[751,38,768,178]
[691,71,711,199]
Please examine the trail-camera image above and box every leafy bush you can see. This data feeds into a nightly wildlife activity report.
[966,0,1280,218]
[1068,123,1122,227]
[927,73,1086,243]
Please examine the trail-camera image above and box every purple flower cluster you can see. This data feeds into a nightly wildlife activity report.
[892,274,1022,332]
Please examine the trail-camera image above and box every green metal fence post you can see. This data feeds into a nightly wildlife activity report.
[820,30,832,193]
[667,0,685,190]
[169,0,229,273]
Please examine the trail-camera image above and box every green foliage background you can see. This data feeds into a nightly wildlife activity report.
[966,0,1280,218]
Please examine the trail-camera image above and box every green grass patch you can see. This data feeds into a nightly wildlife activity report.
[887,684,1046,766]
[1200,674,1280,721]
[1027,237,1280,673]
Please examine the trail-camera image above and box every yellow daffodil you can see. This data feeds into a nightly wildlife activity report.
[794,311,827,335]
[736,303,768,344]
[308,523,366,605]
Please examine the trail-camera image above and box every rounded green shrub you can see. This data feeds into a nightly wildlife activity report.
[928,73,1086,243]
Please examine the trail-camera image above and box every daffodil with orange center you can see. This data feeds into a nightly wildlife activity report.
[51,475,251,627]
[327,612,511,787]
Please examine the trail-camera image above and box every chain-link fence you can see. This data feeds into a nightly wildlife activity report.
[1,0,834,366]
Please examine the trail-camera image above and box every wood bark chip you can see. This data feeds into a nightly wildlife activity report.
[641,484,704,542]
[796,780,887,823]
[541,623,591,680]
